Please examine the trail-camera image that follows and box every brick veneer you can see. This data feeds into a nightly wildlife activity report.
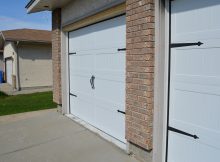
[125,0,155,150]
[52,8,62,104]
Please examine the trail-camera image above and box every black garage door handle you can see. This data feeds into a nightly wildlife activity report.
[90,75,95,89]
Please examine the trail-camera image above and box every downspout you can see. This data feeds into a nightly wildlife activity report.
[15,41,21,90]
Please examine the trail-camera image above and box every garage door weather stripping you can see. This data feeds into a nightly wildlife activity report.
[68,15,126,143]
[167,0,220,162]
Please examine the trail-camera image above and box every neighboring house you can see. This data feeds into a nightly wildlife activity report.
[0,29,52,90]
[0,50,3,71]
[26,1,220,162]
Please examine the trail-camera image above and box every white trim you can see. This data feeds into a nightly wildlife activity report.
[153,0,170,162]
[65,114,127,151]
[61,31,70,114]
[26,0,41,13]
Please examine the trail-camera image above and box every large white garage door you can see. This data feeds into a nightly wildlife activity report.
[167,0,220,162]
[6,59,12,85]
[69,15,126,143]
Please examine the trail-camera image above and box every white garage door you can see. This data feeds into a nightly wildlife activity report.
[69,15,126,143]
[6,59,12,85]
[167,0,220,162]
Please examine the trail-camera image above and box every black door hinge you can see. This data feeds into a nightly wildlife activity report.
[117,110,126,115]
[171,41,203,48]
[168,126,199,139]
[70,93,77,97]
[69,52,76,55]
[118,48,126,51]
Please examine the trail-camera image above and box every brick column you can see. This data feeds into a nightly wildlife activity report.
[52,8,62,104]
[126,0,155,151]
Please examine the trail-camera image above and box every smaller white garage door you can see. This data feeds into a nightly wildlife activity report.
[167,0,220,162]
[6,59,13,85]
[69,15,126,143]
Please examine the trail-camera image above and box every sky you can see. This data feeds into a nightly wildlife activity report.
[0,0,51,31]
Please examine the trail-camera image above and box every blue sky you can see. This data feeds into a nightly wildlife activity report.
[0,0,51,31]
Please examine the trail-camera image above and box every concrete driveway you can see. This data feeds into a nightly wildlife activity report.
[0,83,52,95]
[0,109,138,162]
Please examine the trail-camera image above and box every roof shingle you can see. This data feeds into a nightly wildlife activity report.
[1,29,51,43]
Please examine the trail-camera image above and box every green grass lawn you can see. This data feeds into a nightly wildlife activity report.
[0,91,57,116]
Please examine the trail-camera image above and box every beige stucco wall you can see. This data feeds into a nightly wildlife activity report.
[3,41,17,76]
[17,43,52,88]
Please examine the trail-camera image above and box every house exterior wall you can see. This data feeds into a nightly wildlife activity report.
[17,43,52,88]
[0,53,3,71]
[52,0,156,161]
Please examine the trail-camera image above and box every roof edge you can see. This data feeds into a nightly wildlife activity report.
[25,0,36,8]
[0,31,5,41]
[5,39,51,44]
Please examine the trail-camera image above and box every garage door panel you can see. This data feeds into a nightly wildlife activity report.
[70,75,93,93]
[94,102,125,142]
[171,0,220,42]
[69,16,125,52]
[70,94,95,125]
[72,48,123,56]
[170,89,220,132]
[95,52,125,72]
[95,71,125,82]
[173,48,220,76]
[169,119,220,150]
[69,31,96,53]
[70,43,125,54]
[168,132,219,162]
[95,78,125,107]
[69,55,94,72]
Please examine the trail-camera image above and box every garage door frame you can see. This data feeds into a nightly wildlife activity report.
[165,1,172,162]
[153,0,171,162]
[67,13,126,147]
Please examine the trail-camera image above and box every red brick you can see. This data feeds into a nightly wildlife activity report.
[126,0,155,151]
[52,8,62,104]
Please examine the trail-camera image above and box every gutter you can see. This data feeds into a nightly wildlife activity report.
[5,39,51,44]
[15,41,21,91]
[25,0,36,9]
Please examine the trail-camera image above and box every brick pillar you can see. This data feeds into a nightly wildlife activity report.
[126,0,155,152]
[52,8,62,104]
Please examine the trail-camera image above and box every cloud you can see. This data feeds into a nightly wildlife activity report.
[0,16,51,31]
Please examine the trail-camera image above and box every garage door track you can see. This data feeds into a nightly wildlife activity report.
[0,109,138,162]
